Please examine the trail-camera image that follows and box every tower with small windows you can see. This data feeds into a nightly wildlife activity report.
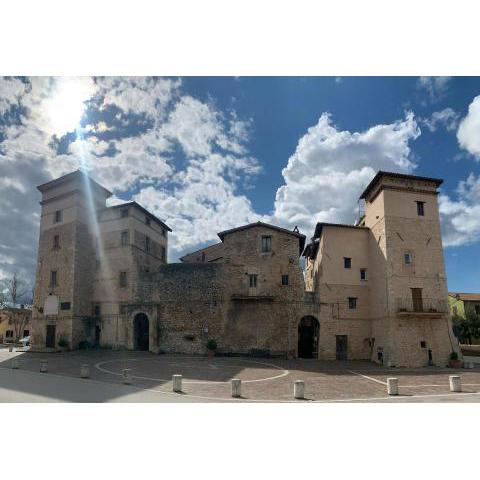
[361,171,458,366]
[32,171,111,349]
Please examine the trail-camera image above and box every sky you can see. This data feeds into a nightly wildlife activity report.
[1,76,480,292]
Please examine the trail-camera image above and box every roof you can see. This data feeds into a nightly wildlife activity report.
[217,221,306,252]
[359,171,443,200]
[37,170,112,197]
[449,292,480,302]
[179,242,223,262]
[107,201,172,232]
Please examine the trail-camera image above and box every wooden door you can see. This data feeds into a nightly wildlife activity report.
[46,325,56,348]
[336,335,348,360]
[411,288,423,312]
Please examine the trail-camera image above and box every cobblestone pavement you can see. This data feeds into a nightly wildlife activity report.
[1,348,480,402]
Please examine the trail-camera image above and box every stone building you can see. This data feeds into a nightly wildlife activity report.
[0,306,32,344]
[304,171,459,367]
[31,169,458,366]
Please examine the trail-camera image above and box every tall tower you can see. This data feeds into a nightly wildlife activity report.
[361,171,458,366]
[31,171,111,349]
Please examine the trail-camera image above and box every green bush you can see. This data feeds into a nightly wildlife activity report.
[450,351,458,360]
[58,337,69,348]
[78,340,93,350]
[206,339,217,351]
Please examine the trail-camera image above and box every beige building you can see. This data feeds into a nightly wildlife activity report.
[304,171,459,366]
[31,169,458,366]
[0,306,32,343]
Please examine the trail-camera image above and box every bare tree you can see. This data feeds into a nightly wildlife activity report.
[1,272,29,308]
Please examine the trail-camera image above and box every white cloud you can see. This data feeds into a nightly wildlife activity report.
[0,77,26,115]
[270,112,420,234]
[439,173,480,246]
[418,76,452,102]
[457,95,480,159]
[421,107,460,132]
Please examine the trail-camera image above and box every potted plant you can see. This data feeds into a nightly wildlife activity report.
[57,337,69,352]
[448,351,463,369]
[206,339,217,357]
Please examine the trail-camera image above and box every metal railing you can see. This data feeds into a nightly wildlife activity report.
[395,297,448,314]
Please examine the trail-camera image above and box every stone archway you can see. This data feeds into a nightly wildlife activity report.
[133,313,149,351]
[298,316,319,358]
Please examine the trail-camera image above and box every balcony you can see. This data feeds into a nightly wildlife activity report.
[231,291,274,302]
[395,297,448,318]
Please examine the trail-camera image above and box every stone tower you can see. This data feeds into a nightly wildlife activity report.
[360,171,459,366]
[31,171,112,349]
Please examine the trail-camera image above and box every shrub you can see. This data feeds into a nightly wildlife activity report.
[450,351,459,360]
[206,339,217,351]
[58,337,69,348]
[78,340,93,350]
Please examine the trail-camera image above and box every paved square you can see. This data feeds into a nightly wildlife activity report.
[1,348,480,402]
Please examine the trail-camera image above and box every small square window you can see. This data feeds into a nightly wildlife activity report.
[121,208,129,218]
[54,210,62,223]
[60,302,71,310]
[344,257,351,269]
[416,201,425,216]
[404,252,413,265]
[249,274,258,288]
[420,341,427,348]
[6,330,13,338]
[348,297,357,309]
[281,274,289,286]
[360,268,367,281]
[261,236,272,253]
[119,271,127,288]
[23,329,29,337]
[145,216,151,226]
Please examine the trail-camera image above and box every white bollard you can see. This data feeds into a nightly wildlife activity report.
[8,345,13,352]
[173,374,182,393]
[11,358,19,369]
[80,364,90,378]
[123,368,132,385]
[387,377,399,395]
[40,360,48,373]
[449,375,461,392]
[231,379,242,398]
[464,361,474,369]
[294,380,305,399]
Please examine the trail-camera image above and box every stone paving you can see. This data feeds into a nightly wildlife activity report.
[1,347,480,402]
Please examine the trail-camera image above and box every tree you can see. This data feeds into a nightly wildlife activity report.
[0,272,29,308]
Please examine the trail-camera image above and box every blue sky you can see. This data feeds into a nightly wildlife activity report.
[1,76,480,292]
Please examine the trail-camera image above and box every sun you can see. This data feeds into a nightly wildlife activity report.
[43,77,96,136]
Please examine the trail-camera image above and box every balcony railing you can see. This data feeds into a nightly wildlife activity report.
[395,297,448,317]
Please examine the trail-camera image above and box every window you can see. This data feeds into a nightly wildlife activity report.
[344,257,351,269]
[281,274,289,286]
[145,236,150,252]
[121,208,129,218]
[60,302,71,310]
[54,210,62,223]
[6,330,13,338]
[348,297,357,309]
[23,330,29,337]
[261,235,272,253]
[360,268,367,281]
[420,341,427,348]
[249,274,258,288]
[121,230,129,247]
[411,288,423,312]
[475,305,480,315]
[119,271,127,288]
[161,228,166,237]
[53,234,60,250]
[416,201,425,216]
[50,270,57,287]
[404,252,413,265]
[161,246,166,262]
[94,304,101,316]
[145,216,151,226]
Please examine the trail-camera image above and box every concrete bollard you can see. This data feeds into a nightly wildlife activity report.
[464,361,474,369]
[387,377,399,395]
[40,360,48,373]
[294,380,305,399]
[123,368,132,385]
[231,379,242,398]
[11,358,19,369]
[449,375,461,392]
[8,345,13,352]
[173,374,182,393]
[80,364,90,378]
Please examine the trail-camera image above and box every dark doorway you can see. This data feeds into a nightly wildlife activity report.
[46,325,56,348]
[336,335,348,360]
[411,288,423,312]
[298,316,319,358]
[134,313,149,351]
[95,326,101,347]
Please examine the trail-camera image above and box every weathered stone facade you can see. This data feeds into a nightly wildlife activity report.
[31,170,458,367]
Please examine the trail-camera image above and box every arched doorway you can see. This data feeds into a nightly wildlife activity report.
[134,313,149,351]
[298,316,319,358]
